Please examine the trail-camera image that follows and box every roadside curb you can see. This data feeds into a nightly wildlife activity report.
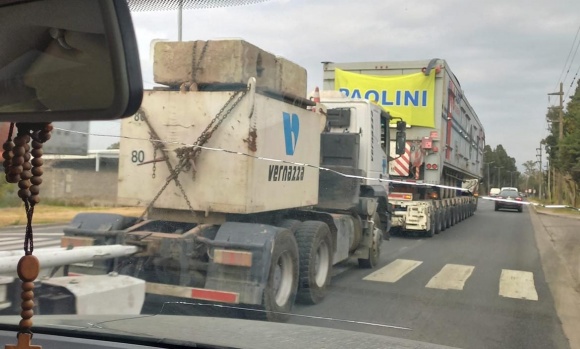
[530,203,580,220]
[530,205,580,349]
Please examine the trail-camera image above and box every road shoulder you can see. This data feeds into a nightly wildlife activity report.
[530,206,580,349]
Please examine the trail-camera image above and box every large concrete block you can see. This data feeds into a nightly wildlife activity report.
[153,41,196,86]
[154,40,306,97]
[275,56,307,98]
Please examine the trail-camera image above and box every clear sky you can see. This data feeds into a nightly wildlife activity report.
[89,0,580,170]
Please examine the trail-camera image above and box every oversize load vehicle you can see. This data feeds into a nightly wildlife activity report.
[323,60,484,236]
[45,40,408,322]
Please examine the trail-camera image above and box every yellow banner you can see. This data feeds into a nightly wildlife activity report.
[334,69,436,127]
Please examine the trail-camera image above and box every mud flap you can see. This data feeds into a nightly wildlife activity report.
[205,222,281,305]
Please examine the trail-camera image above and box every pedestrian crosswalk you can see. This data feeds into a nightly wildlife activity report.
[364,259,540,301]
[426,264,475,291]
[0,232,62,252]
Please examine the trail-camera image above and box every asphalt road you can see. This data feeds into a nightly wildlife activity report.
[290,199,570,349]
[0,205,570,348]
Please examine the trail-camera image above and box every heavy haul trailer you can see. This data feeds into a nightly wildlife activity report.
[54,39,405,322]
[322,59,484,237]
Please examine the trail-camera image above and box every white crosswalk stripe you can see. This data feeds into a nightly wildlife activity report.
[426,264,474,290]
[363,259,422,283]
[0,233,62,252]
[363,259,539,301]
[499,269,539,301]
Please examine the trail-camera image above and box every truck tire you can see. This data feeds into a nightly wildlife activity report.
[358,214,382,269]
[278,219,302,233]
[295,221,333,305]
[260,229,299,322]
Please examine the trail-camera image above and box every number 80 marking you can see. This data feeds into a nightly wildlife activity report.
[131,150,145,163]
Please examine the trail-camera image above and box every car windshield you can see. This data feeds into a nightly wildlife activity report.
[0,1,579,349]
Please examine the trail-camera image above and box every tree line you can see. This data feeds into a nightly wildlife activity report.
[542,81,580,206]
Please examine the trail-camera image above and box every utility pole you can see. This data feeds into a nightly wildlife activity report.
[536,145,543,200]
[495,166,503,188]
[547,159,551,202]
[177,0,183,41]
[508,171,517,187]
[548,82,564,204]
[484,161,494,193]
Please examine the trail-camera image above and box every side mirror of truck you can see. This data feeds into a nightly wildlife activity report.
[0,0,143,122]
[395,131,406,155]
[396,120,407,131]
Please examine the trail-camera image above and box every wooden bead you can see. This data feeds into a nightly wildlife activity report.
[2,141,14,151]
[17,189,30,199]
[21,300,34,310]
[9,165,23,175]
[19,318,32,330]
[2,150,12,160]
[24,143,30,152]
[31,158,43,167]
[30,176,42,185]
[23,152,31,162]
[30,148,42,158]
[11,156,24,165]
[38,132,51,142]
[29,185,39,195]
[21,309,33,320]
[12,146,25,157]
[31,140,42,149]
[22,162,32,171]
[44,124,54,132]
[17,255,39,282]
[6,173,20,183]
[20,170,32,180]
[28,195,40,205]
[18,180,31,189]
[31,167,42,176]
[20,281,34,292]
[13,137,27,147]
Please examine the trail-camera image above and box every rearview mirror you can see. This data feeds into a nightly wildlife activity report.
[0,0,143,122]
[395,131,406,155]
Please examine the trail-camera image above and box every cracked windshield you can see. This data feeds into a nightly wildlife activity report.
[1,0,580,348]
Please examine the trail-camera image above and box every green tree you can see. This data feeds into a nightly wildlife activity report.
[545,80,580,205]
[107,142,120,150]
[482,144,519,190]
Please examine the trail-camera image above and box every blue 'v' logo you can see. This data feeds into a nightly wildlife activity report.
[282,112,300,155]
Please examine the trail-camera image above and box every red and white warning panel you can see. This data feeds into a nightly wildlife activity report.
[389,142,411,176]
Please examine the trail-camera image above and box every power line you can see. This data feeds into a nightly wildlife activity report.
[555,24,580,92]
[563,61,580,101]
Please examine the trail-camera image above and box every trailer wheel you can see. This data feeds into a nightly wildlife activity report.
[295,221,333,305]
[260,229,299,322]
[424,212,435,238]
[450,207,456,226]
[434,209,442,234]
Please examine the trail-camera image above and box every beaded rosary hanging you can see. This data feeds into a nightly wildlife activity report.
[2,122,52,349]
